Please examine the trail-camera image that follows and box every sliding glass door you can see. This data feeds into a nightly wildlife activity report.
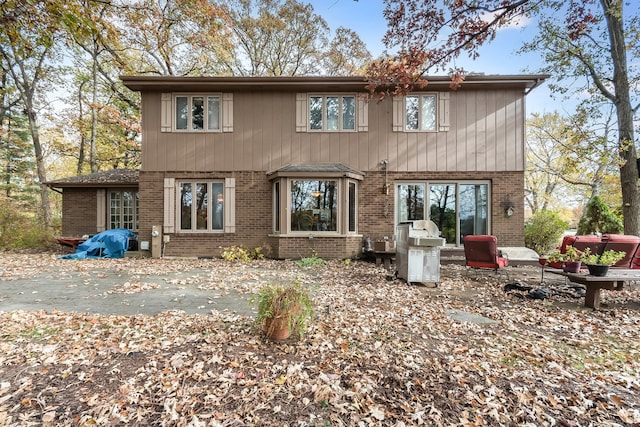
[396,181,489,245]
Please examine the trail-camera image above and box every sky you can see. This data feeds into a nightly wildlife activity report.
[308,0,562,116]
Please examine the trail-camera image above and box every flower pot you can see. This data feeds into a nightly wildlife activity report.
[586,264,609,277]
[563,261,582,273]
[264,316,291,341]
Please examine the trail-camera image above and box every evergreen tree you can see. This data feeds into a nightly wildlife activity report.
[577,195,623,235]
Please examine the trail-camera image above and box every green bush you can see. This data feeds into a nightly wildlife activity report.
[577,195,623,235]
[13,222,55,249]
[0,200,55,250]
[524,210,568,255]
[296,251,325,267]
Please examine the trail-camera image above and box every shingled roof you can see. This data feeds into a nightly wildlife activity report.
[266,163,365,180]
[46,169,139,188]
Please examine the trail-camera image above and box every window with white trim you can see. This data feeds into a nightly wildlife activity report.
[179,181,224,232]
[291,180,338,231]
[109,190,138,231]
[309,95,356,131]
[175,94,221,131]
[296,93,368,132]
[396,181,489,245]
[405,94,436,131]
[271,177,359,234]
[273,181,281,232]
[392,92,449,132]
[348,181,357,233]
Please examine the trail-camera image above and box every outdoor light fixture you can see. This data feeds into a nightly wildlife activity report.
[505,206,514,217]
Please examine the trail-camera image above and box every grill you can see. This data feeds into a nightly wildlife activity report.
[396,220,446,284]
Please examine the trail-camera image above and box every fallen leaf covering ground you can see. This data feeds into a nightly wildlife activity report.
[1,253,639,426]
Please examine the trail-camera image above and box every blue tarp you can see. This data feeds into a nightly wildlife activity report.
[59,229,137,259]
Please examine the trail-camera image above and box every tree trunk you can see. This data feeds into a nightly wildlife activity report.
[90,40,98,173]
[601,0,640,235]
[4,163,11,198]
[26,108,52,228]
[77,81,86,175]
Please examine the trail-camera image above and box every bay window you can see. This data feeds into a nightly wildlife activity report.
[269,165,363,235]
[348,181,357,232]
[291,180,338,231]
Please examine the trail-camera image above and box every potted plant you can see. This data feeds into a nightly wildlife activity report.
[251,281,314,341]
[547,245,583,272]
[581,248,626,276]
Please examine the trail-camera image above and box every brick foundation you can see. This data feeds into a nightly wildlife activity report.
[138,169,524,259]
[358,170,525,247]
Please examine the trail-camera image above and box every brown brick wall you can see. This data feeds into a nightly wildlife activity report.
[138,169,524,258]
[61,188,97,237]
[490,172,525,246]
[139,171,274,258]
[358,170,525,247]
[270,236,362,259]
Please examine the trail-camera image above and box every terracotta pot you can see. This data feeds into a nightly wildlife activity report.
[586,264,609,277]
[563,261,582,273]
[264,316,291,341]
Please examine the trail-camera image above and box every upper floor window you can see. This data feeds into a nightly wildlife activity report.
[309,95,356,131]
[405,94,436,131]
[175,95,221,131]
[392,92,449,132]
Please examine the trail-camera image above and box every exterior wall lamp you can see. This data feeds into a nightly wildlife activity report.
[505,206,514,217]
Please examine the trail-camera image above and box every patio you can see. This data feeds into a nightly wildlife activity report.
[1,252,638,425]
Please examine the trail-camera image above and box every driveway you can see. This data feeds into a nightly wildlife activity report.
[0,254,287,316]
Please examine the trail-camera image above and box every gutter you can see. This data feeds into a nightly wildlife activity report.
[525,77,546,95]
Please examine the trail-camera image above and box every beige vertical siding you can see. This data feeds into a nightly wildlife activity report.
[141,88,525,173]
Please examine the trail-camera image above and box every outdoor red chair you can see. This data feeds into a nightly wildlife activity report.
[572,234,604,256]
[601,234,640,268]
[542,234,602,269]
[463,235,509,278]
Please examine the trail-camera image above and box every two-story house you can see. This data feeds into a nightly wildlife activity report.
[47,75,547,259]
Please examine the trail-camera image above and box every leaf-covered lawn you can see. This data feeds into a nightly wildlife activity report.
[1,253,639,426]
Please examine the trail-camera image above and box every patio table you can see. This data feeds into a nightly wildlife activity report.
[546,268,640,309]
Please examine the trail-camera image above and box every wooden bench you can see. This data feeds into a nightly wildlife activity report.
[373,250,395,270]
[55,237,86,251]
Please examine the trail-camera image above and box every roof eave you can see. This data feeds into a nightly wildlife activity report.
[45,182,139,189]
[120,74,550,93]
[267,171,364,181]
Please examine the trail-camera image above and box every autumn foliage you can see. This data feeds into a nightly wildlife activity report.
[0,255,639,424]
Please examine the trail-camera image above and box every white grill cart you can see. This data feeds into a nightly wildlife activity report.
[396,220,446,285]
